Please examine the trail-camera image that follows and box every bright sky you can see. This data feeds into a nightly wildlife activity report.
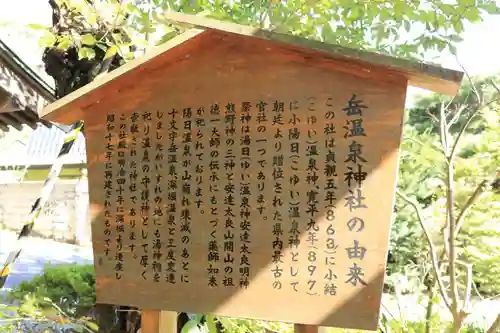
[1,1,499,107]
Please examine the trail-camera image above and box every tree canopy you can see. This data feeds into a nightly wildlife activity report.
[27,0,500,98]
[392,75,500,297]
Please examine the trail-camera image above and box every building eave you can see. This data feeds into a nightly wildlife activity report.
[0,39,56,132]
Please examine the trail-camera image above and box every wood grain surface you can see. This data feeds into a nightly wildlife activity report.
[69,31,409,331]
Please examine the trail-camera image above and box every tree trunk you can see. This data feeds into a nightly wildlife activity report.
[448,316,465,333]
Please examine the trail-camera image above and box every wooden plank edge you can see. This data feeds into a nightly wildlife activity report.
[294,324,326,333]
[141,310,178,333]
[161,11,464,95]
[40,28,207,122]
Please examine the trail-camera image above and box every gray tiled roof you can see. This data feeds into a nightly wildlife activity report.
[24,125,87,165]
[0,125,87,166]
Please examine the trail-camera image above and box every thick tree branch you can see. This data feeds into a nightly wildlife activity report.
[446,159,460,319]
[439,102,460,318]
[487,314,500,333]
[396,190,452,312]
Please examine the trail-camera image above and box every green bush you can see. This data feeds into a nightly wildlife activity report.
[3,264,493,333]
[6,263,95,318]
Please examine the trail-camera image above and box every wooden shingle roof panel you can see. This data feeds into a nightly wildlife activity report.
[161,12,464,95]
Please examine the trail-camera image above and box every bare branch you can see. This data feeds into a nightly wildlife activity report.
[403,136,425,147]
[402,136,441,154]
[485,293,500,302]
[486,314,500,333]
[425,109,439,123]
[444,94,457,113]
[455,180,489,236]
[483,95,500,109]
[472,281,484,300]
[455,55,482,105]
[448,73,500,163]
[449,106,480,161]
[396,190,452,312]
[490,80,500,94]
[456,261,473,311]
[448,94,500,163]
[439,101,449,157]
[447,104,468,130]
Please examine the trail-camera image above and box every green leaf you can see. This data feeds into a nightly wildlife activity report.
[104,45,118,60]
[26,23,49,31]
[81,33,97,46]
[57,36,72,51]
[453,19,464,34]
[463,7,482,23]
[78,47,96,60]
[180,318,200,333]
[112,32,123,43]
[215,316,233,330]
[480,3,500,14]
[205,314,217,333]
[124,3,139,14]
[459,0,475,6]
[448,43,457,55]
[85,321,99,332]
[403,20,411,32]
[349,6,361,21]
[435,39,445,52]
[72,324,84,333]
[39,32,57,48]
[448,34,464,43]
[439,4,455,15]
[158,30,179,44]
[95,42,107,53]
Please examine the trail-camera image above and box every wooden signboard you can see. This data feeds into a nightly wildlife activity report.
[41,12,463,332]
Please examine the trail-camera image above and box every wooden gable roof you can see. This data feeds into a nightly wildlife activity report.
[0,39,55,131]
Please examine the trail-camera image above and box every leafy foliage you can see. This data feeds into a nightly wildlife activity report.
[406,75,500,135]
[34,0,500,59]
[3,262,496,332]
[0,294,98,332]
[27,0,500,98]
[6,263,96,317]
[392,76,500,298]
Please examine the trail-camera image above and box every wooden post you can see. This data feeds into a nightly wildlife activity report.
[141,310,178,333]
[294,324,326,333]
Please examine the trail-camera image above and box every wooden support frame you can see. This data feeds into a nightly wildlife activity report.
[141,310,178,333]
